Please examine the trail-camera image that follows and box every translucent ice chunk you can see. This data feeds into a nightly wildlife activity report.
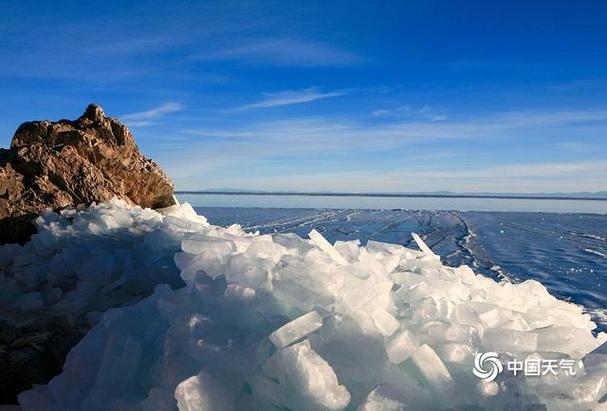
[270,310,324,349]
[411,233,436,257]
[366,240,410,257]
[524,310,554,330]
[483,329,538,353]
[266,340,350,411]
[181,237,234,255]
[334,239,361,261]
[476,380,499,397]
[174,371,235,411]
[308,229,348,265]
[536,327,600,358]
[583,341,607,373]
[357,385,409,411]
[410,344,454,391]
[386,330,418,365]
[224,254,274,289]
[436,343,474,364]
[478,307,503,329]
[450,304,483,330]
[424,323,476,343]
[371,308,400,337]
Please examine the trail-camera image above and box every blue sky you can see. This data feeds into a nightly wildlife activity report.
[1,0,607,193]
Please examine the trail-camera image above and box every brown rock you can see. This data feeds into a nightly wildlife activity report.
[0,318,85,404]
[0,104,176,244]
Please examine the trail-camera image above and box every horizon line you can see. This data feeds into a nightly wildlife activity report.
[175,191,607,202]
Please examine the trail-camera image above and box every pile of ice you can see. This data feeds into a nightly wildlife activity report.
[0,198,193,327]
[12,200,607,410]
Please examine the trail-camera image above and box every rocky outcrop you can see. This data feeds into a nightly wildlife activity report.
[0,105,178,403]
[0,104,175,244]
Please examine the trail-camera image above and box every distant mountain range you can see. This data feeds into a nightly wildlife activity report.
[176,189,607,200]
[412,190,607,199]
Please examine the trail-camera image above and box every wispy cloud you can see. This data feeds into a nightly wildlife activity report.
[0,16,188,82]
[162,108,607,188]
[195,38,362,67]
[183,108,607,153]
[232,87,348,111]
[557,141,601,153]
[184,161,607,193]
[86,35,183,55]
[372,105,447,121]
[121,102,183,127]
[372,105,411,117]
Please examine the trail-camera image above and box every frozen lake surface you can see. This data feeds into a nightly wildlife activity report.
[179,193,607,214]
[196,207,607,331]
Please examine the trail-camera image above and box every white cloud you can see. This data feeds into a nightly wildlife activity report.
[372,105,447,121]
[179,161,607,193]
[182,108,607,157]
[120,102,183,127]
[196,38,362,66]
[557,141,601,153]
[158,107,607,192]
[232,87,347,111]
[372,105,411,117]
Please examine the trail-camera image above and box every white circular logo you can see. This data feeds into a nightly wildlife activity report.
[473,352,503,382]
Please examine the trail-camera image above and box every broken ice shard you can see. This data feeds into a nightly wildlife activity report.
[269,310,324,349]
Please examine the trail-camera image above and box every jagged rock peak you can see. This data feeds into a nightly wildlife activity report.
[82,103,106,122]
